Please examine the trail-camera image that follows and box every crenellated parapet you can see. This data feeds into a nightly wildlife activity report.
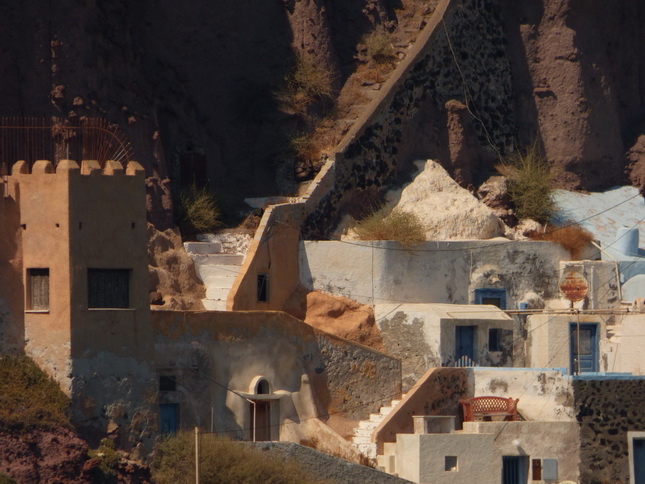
[6,159,144,177]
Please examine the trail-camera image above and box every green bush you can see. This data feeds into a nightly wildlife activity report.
[501,144,556,225]
[354,208,426,247]
[87,438,121,481]
[152,432,322,484]
[178,185,222,234]
[364,31,397,66]
[0,354,70,433]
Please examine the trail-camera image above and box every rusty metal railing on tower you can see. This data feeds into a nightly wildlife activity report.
[0,117,133,168]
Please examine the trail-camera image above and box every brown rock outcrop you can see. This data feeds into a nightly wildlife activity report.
[147,223,205,310]
[284,286,384,351]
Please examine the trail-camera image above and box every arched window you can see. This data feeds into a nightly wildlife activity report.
[256,378,270,395]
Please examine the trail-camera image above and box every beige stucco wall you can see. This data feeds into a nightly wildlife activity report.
[229,204,302,311]
[14,161,74,388]
[393,421,579,484]
[375,304,514,389]
[526,313,612,374]
[603,313,645,374]
[395,433,498,483]
[300,240,570,309]
[3,159,158,454]
[470,368,574,422]
[0,175,24,352]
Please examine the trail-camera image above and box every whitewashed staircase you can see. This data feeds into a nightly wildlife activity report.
[184,241,244,311]
[350,394,407,459]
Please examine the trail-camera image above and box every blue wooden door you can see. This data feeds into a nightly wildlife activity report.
[635,438,645,483]
[160,403,179,434]
[502,456,528,484]
[569,323,598,374]
[455,326,475,363]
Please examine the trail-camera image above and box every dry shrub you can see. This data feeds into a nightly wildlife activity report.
[0,354,70,433]
[527,224,594,260]
[178,185,222,234]
[363,31,397,66]
[153,432,321,484]
[286,54,335,105]
[354,208,426,247]
[290,134,322,163]
[498,143,555,225]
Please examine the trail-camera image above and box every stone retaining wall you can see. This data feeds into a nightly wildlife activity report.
[574,378,645,483]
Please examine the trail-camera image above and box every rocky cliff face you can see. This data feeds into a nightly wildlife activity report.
[0,0,643,222]
[500,0,645,190]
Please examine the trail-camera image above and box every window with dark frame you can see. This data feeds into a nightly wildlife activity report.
[445,456,458,471]
[159,375,177,392]
[28,268,49,310]
[257,273,269,302]
[489,328,502,351]
[88,269,130,308]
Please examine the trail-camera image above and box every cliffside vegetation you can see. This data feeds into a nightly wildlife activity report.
[499,144,556,225]
[0,354,70,433]
[152,432,323,484]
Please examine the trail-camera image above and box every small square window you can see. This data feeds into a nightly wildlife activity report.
[257,273,269,302]
[27,268,49,310]
[445,456,458,472]
[159,375,177,392]
[88,269,130,308]
[489,328,502,351]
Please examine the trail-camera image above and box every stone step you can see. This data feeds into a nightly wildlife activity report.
[353,427,373,438]
[369,413,385,423]
[205,287,232,301]
[358,420,376,430]
[184,241,222,254]
[192,254,245,266]
[202,275,239,287]
[195,264,242,282]
[351,436,372,445]
[354,443,377,459]
[203,299,227,311]
[379,406,394,415]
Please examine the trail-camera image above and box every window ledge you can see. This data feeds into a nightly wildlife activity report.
[25,309,49,314]
[88,308,135,312]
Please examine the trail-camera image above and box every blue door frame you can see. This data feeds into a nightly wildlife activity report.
[569,323,598,374]
[474,288,507,309]
[634,438,645,483]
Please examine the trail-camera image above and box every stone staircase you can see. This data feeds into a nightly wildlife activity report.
[350,394,407,459]
[184,241,244,311]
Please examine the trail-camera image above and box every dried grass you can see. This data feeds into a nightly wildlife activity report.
[153,432,323,484]
[527,224,594,260]
[498,143,556,225]
[363,32,397,67]
[354,208,426,247]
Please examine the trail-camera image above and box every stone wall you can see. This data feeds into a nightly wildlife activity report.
[315,332,402,425]
[574,377,645,484]
[152,310,401,440]
[302,0,516,237]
